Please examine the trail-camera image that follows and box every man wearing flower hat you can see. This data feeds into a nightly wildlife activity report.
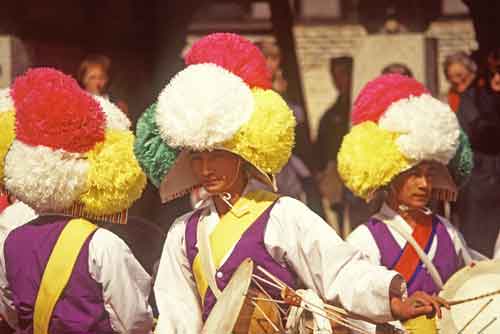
[135,34,447,333]
[339,74,482,332]
[0,69,153,334]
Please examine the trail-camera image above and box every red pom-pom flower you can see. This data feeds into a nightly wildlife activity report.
[185,32,272,89]
[351,74,429,125]
[11,68,105,153]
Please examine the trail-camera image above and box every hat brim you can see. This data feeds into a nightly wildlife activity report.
[158,148,276,204]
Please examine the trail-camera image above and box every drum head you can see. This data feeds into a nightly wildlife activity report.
[202,258,254,334]
[438,259,500,333]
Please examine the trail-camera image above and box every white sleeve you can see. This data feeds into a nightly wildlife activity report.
[267,197,400,323]
[154,216,203,334]
[440,218,488,264]
[346,225,382,266]
[89,228,154,334]
[0,201,38,330]
[0,249,17,330]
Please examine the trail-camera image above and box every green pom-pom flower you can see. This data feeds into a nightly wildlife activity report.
[448,129,474,187]
[134,103,179,188]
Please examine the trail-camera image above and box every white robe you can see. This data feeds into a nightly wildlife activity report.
[0,201,154,333]
[346,203,479,333]
[154,189,403,334]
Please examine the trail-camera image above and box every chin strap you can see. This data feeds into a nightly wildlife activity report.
[213,159,250,218]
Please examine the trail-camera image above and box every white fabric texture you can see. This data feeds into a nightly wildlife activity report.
[379,94,460,165]
[156,63,254,151]
[0,216,153,334]
[89,228,154,333]
[154,188,401,334]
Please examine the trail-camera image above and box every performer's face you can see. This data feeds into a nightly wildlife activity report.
[391,162,435,209]
[190,150,245,194]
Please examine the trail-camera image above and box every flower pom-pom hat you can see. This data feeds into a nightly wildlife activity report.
[2,68,145,223]
[134,33,296,203]
[338,74,473,202]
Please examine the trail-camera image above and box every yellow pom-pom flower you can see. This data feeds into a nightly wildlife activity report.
[0,111,15,184]
[337,121,411,200]
[80,130,147,215]
[223,88,296,174]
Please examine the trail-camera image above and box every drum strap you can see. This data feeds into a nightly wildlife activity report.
[192,190,279,302]
[197,215,222,298]
[375,214,444,289]
[33,218,97,334]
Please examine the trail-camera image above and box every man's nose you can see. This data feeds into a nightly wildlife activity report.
[417,175,430,189]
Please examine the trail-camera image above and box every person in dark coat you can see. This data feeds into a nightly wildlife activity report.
[456,48,500,257]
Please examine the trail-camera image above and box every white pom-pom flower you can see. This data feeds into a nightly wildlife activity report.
[0,88,14,113]
[379,94,460,165]
[4,141,89,212]
[93,95,131,130]
[156,63,254,150]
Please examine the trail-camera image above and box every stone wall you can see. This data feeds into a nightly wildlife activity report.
[294,20,476,139]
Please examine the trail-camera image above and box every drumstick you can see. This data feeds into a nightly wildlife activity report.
[251,274,284,291]
[256,267,287,288]
[251,278,287,316]
[457,298,493,334]
[303,304,373,334]
[448,289,500,306]
[257,265,400,329]
[478,317,497,334]
[250,300,281,332]
[250,296,287,304]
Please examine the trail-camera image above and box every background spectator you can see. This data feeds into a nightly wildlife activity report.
[456,47,500,257]
[381,62,414,77]
[77,54,129,115]
[443,52,477,112]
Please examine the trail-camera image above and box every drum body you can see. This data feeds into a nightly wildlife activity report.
[438,260,500,333]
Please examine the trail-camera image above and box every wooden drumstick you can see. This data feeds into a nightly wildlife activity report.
[478,317,497,334]
[457,298,493,334]
[448,289,500,306]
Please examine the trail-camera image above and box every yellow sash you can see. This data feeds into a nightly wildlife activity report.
[33,218,98,334]
[192,190,279,301]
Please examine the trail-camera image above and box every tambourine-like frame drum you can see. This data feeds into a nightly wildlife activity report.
[438,259,500,333]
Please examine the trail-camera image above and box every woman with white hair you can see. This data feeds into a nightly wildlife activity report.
[443,51,477,111]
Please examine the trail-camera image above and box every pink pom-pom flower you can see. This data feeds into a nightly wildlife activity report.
[351,74,429,125]
[185,32,272,89]
[11,68,105,153]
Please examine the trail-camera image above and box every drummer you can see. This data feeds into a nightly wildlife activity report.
[339,74,480,332]
[0,69,153,333]
[134,33,446,333]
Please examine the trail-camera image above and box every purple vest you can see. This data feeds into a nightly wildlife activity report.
[185,201,297,321]
[4,215,114,334]
[366,215,462,295]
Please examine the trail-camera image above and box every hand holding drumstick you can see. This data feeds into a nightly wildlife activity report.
[390,291,450,321]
